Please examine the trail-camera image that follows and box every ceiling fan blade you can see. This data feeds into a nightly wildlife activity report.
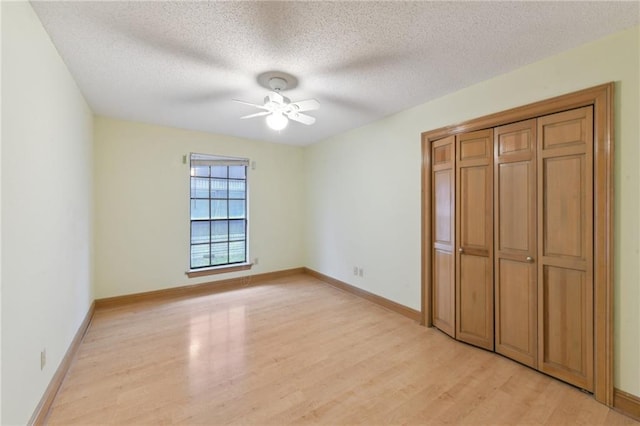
[240,111,271,119]
[233,99,268,110]
[289,99,320,112]
[267,91,284,105]
[287,112,316,125]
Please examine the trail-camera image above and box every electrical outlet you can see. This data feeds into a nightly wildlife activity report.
[358,268,364,277]
[40,349,46,370]
[353,266,358,276]
[253,257,259,265]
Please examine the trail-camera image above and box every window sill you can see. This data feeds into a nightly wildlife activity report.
[186,263,252,278]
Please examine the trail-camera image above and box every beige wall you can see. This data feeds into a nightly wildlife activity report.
[304,26,640,395]
[1,2,94,424]
[93,117,305,299]
[0,3,4,423]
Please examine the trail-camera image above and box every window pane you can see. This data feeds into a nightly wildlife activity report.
[192,166,210,177]
[191,177,209,198]
[212,220,228,242]
[191,199,209,220]
[211,179,228,199]
[211,166,227,178]
[229,220,245,240]
[211,200,227,219]
[229,241,245,263]
[229,166,246,179]
[211,242,228,265]
[191,244,210,268]
[228,180,246,199]
[229,200,245,218]
[191,221,210,244]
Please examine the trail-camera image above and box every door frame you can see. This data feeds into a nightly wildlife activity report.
[421,82,614,405]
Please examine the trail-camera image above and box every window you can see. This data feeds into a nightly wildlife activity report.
[189,153,248,270]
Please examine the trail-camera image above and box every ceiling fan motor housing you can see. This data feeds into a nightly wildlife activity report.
[268,77,288,92]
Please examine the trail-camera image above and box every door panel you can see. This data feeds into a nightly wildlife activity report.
[494,119,537,368]
[432,136,455,337]
[538,106,594,391]
[456,129,493,350]
[458,254,492,345]
[434,169,453,244]
[433,142,452,165]
[433,249,454,336]
[498,162,531,252]
[542,266,588,375]
[498,130,532,155]
[498,259,534,352]
[541,117,589,150]
[460,137,489,160]
[543,155,586,260]
[460,167,489,250]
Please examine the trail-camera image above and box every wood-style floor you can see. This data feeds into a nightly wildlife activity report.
[46,274,636,425]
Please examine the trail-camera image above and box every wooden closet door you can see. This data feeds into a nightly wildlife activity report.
[494,119,537,368]
[537,106,594,391]
[456,129,494,350]
[432,136,456,337]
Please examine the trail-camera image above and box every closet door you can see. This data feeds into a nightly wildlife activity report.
[494,120,537,368]
[456,129,494,350]
[537,106,594,391]
[431,136,456,337]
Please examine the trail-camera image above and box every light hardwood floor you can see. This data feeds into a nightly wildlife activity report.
[46,274,636,425]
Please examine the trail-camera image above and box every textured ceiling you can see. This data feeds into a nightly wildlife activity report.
[31,1,639,146]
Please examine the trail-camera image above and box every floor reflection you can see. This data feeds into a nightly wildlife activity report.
[188,305,246,393]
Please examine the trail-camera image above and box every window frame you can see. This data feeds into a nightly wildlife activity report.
[186,153,251,277]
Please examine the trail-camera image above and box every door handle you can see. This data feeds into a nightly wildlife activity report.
[526,256,534,263]
[458,248,464,254]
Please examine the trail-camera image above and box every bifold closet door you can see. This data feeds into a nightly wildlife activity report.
[456,129,494,350]
[431,136,456,338]
[537,106,594,391]
[494,119,537,368]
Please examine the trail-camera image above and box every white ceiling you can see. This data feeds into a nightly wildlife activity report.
[31,1,639,146]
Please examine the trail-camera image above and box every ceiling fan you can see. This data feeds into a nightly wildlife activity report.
[233,77,320,131]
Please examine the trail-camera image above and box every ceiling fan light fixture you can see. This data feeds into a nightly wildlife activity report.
[266,112,288,131]
[234,72,319,131]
